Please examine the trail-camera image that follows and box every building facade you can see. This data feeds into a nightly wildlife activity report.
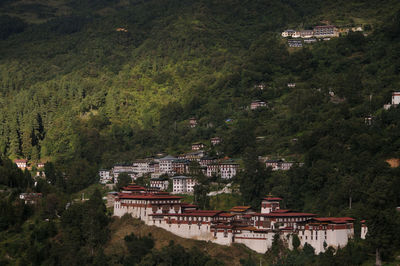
[114,193,362,255]
[172,176,198,194]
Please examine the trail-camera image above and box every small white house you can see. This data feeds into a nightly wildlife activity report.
[392,91,400,105]
[99,169,112,184]
[281,29,296,37]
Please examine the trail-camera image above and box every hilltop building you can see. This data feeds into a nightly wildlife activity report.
[192,143,205,151]
[313,25,339,38]
[114,192,363,254]
[265,159,296,171]
[14,159,28,169]
[19,193,42,204]
[189,117,197,128]
[206,160,239,179]
[157,155,177,175]
[172,176,197,194]
[211,137,221,145]
[250,100,267,110]
[383,91,400,110]
[99,169,112,184]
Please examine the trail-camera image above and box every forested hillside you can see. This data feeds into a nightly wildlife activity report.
[1,0,400,264]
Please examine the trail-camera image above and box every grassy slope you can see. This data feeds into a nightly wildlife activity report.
[105,215,262,265]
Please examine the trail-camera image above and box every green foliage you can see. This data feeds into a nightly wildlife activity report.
[0,0,400,264]
[116,172,131,190]
[123,232,154,265]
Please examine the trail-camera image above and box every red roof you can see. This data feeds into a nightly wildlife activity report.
[312,217,355,224]
[14,159,27,163]
[230,206,252,212]
[219,213,235,217]
[255,212,316,217]
[150,210,223,217]
[263,197,283,201]
[118,193,182,200]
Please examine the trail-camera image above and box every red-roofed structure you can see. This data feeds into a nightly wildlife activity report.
[113,188,363,255]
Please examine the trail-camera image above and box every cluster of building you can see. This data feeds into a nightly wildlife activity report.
[13,159,45,170]
[99,138,240,193]
[100,155,239,184]
[113,186,367,254]
[282,25,340,47]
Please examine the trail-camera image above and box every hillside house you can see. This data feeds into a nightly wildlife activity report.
[211,137,221,145]
[250,100,267,110]
[37,162,45,169]
[265,159,295,171]
[185,150,205,161]
[392,91,400,105]
[19,193,42,204]
[383,91,400,109]
[112,165,137,182]
[254,84,266,90]
[172,159,190,174]
[157,155,177,175]
[14,159,28,169]
[287,83,296,88]
[199,156,217,167]
[219,161,239,179]
[364,115,373,125]
[192,142,205,151]
[313,25,339,38]
[288,39,302,47]
[150,178,169,191]
[99,169,112,184]
[189,117,197,128]
[172,176,198,194]
[300,30,314,38]
[206,163,219,177]
[133,159,155,177]
[281,29,296,37]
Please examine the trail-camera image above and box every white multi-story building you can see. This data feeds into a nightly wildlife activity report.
[219,162,239,179]
[313,25,339,38]
[112,165,137,183]
[392,91,400,105]
[157,155,177,175]
[172,176,198,194]
[206,161,239,179]
[150,178,169,191]
[133,159,155,177]
[99,169,112,184]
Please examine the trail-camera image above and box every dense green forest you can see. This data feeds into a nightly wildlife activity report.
[1,0,400,265]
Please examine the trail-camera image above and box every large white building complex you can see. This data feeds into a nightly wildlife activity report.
[113,186,365,254]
